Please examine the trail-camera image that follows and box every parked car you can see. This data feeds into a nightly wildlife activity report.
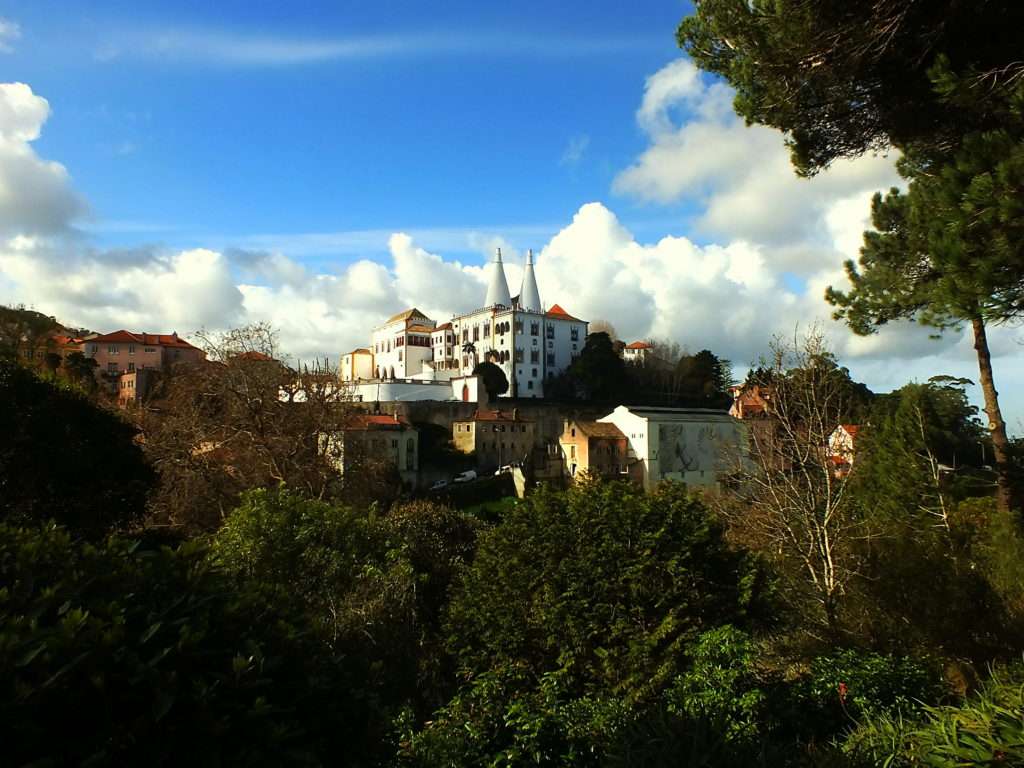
[453,470,477,484]
[429,479,449,491]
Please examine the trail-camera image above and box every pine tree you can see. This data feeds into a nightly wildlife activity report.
[678,0,1024,174]
[826,106,1024,513]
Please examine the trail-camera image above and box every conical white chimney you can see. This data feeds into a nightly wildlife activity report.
[519,248,542,312]
[484,247,512,307]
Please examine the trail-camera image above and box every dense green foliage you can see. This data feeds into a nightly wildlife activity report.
[0,522,380,766]
[851,379,987,517]
[674,349,734,408]
[625,347,735,408]
[0,358,154,536]
[448,480,766,699]
[213,488,481,720]
[403,480,772,765]
[563,331,627,400]
[845,663,1024,767]
[472,360,510,399]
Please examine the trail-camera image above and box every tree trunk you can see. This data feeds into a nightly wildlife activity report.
[970,316,1016,514]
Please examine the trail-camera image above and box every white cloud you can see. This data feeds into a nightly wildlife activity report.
[0,19,20,54]
[614,58,900,261]
[0,83,86,234]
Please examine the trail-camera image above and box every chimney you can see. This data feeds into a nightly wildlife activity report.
[484,247,512,308]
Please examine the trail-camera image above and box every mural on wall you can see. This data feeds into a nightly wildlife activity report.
[658,422,739,476]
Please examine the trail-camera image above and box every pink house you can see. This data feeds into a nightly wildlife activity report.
[79,330,205,376]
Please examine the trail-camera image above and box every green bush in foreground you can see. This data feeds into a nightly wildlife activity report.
[0,521,382,766]
[0,358,154,536]
[844,662,1024,767]
[401,480,774,766]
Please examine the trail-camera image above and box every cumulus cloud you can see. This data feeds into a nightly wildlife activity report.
[614,58,900,260]
[610,59,935,354]
[0,83,86,235]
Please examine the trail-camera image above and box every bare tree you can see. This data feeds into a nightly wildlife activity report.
[716,328,863,636]
[649,338,681,367]
[139,323,353,530]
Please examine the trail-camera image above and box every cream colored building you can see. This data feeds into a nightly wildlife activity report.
[340,348,374,382]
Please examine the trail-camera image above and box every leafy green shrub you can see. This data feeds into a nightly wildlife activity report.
[0,521,382,766]
[403,479,772,765]
[448,479,769,700]
[211,486,381,635]
[0,358,154,536]
[844,663,1024,767]
[666,625,769,741]
[213,489,481,720]
[794,649,945,740]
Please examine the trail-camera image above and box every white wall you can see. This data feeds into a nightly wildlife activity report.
[599,406,651,488]
[599,406,741,491]
[348,380,455,402]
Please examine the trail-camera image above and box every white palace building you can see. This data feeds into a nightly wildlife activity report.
[341,249,588,400]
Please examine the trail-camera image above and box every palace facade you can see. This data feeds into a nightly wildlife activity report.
[342,249,588,399]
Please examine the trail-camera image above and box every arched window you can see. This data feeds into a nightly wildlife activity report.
[462,383,470,402]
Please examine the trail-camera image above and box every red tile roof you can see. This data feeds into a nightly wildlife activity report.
[572,421,626,439]
[545,304,582,322]
[840,424,861,438]
[407,324,435,333]
[625,341,652,350]
[433,322,453,331]
[88,330,201,350]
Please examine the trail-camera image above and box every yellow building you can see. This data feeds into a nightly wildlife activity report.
[453,408,534,470]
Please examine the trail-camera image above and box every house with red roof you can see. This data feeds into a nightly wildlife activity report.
[728,384,774,420]
[321,412,420,484]
[622,340,654,365]
[452,408,535,470]
[828,424,861,474]
[75,330,205,405]
[79,330,205,378]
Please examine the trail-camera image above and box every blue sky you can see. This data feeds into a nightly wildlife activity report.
[2,1,1023,428]
[9,0,693,263]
